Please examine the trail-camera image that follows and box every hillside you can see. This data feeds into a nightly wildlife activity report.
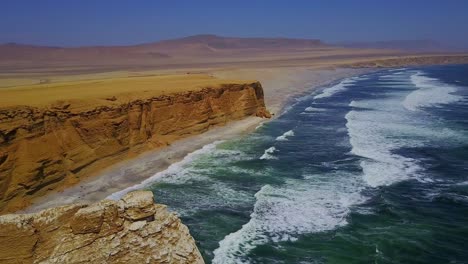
[0,35,333,67]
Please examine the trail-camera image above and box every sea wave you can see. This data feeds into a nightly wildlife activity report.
[346,69,468,187]
[345,109,422,187]
[456,181,468,186]
[212,173,367,264]
[275,130,295,141]
[389,68,408,72]
[403,71,463,111]
[313,78,355,99]
[304,106,326,112]
[348,96,466,188]
[378,72,410,80]
[259,146,278,160]
[106,141,223,200]
[255,122,264,130]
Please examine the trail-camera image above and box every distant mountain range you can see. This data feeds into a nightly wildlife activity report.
[1,35,462,70]
[137,34,327,52]
[2,36,462,62]
[0,35,329,62]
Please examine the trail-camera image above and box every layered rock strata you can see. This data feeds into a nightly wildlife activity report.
[0,190,204,263]
[0,82,270,213]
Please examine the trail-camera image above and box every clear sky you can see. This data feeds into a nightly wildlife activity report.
[1,0,467,47]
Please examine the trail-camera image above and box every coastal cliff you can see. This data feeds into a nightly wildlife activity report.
[0,190,204,263]
[0,81,270,213]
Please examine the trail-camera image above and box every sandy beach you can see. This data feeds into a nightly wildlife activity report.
[23,66,368,212]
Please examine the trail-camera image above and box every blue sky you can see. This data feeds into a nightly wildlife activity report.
[1,0,467,47]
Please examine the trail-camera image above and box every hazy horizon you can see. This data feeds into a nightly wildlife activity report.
[2,0,468,48]
[0,33,458,49]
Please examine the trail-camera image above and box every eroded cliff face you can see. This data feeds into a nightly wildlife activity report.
[0,82,270,213]
[0,190,204,264]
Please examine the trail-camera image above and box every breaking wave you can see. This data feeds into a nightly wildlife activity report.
[212,173,367,264]
[106,141,223,200]
[275,130,295,141]
[403,71,462,111]
[304,106,326,112]
[259,146,278,160]
[313,78,354,99]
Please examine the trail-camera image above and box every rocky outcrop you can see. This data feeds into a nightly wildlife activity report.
[0,190,204,264]
[0,82,270,213]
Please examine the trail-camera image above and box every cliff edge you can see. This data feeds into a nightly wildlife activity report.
[0,75,270,213]
[0,190,204,264]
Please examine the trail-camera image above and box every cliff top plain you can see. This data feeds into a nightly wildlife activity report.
[0,73,253,111]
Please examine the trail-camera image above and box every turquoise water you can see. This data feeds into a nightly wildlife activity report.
[131,65,468,263]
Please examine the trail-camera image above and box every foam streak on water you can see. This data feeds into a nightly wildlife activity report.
[259,146,278,160]
[346,72,423,187]
[276,130,295,141]
[403,71,462,111]
[347,70,468,188]
[345,108,422,187]
[313,78,355,99]
[107,141,223,200]
[213,174,367,264]
[304,106,325,112]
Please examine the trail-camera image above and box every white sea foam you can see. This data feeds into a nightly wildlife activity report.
[393,71,407,75]
[259,146,278,160]
[352,76,370,81]
[107,141,223,200]
[379,71,411,79]
[214,69,466,263]
[349,100,359,107]
[280,92,317,115]
[275,130,295,141]
[344,75,466,187]
[313,78,354,99]
[346,95,425,187]
[403,71,463,111]
[281,104,294,114]
[346,111,422,187]
[346,69,465,187]
[379,74,398,79]
[456,181,468,186]
[213,173,367,264]
[304,106,326,112]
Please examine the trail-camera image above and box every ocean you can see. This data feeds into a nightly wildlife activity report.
[136,65,468,263]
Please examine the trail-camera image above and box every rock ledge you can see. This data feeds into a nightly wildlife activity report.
[0,191,204,264]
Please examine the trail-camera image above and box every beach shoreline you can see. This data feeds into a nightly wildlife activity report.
[22,66,373,213]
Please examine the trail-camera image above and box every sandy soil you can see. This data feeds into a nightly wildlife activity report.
[0,73,252,111]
